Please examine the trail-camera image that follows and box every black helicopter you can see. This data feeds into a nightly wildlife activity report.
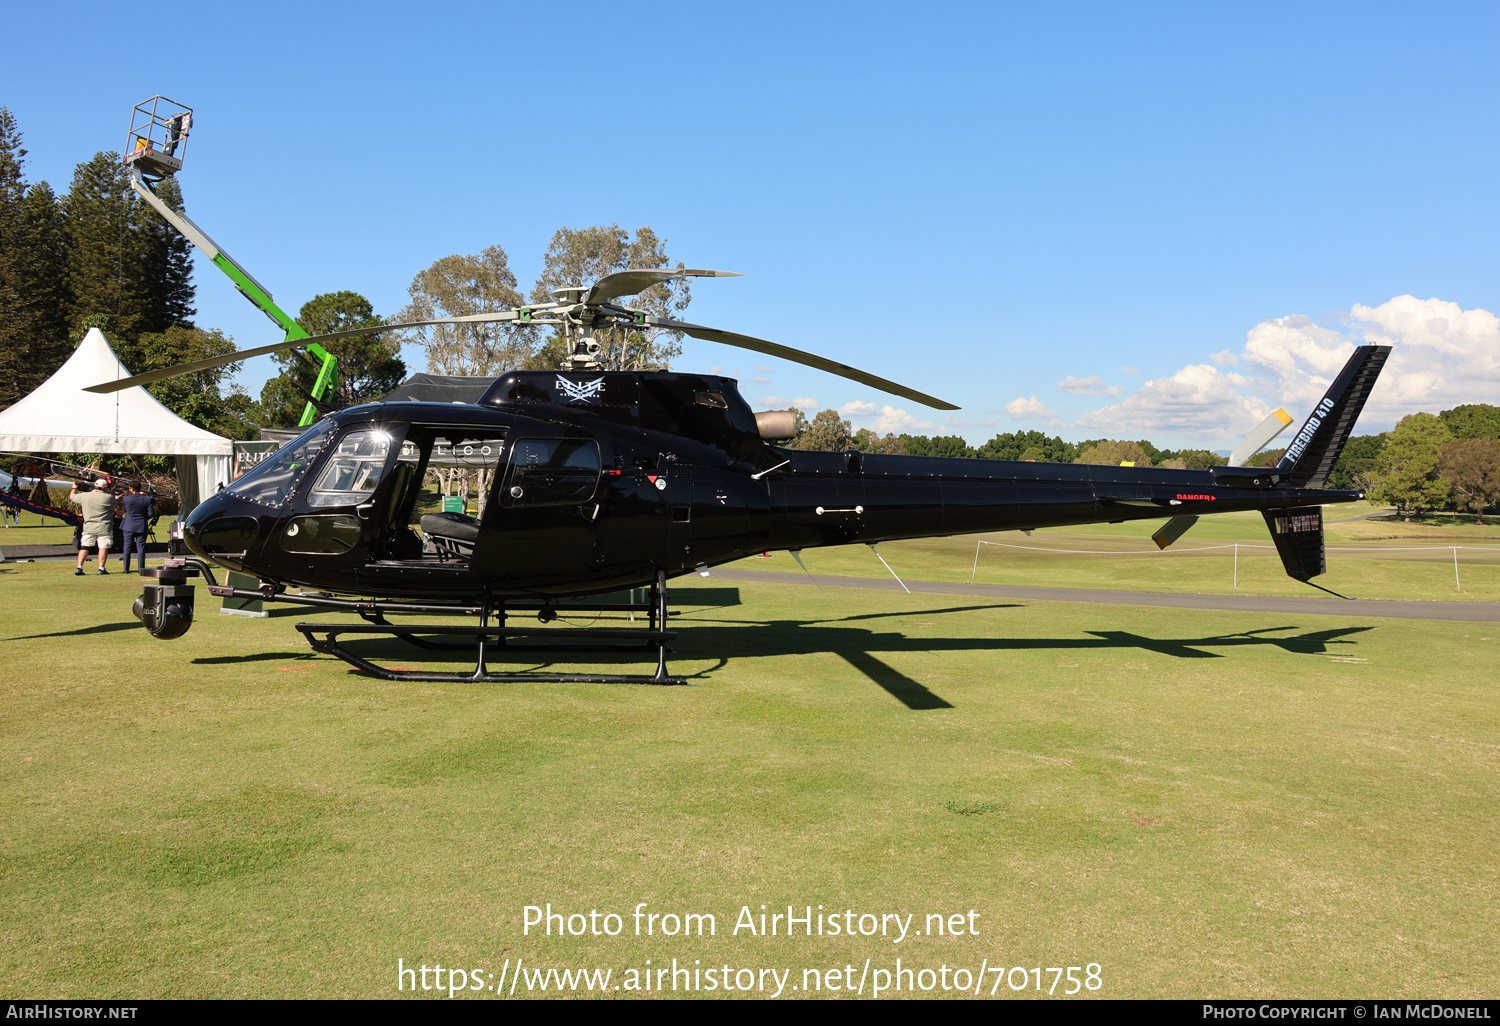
[87,263,1390,684]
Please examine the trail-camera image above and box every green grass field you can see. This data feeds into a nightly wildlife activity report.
[1,559,1497,999]
[728,504,1500,603]
[1,521,79,546]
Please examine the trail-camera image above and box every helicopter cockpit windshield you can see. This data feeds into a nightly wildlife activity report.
[224,419,335,508]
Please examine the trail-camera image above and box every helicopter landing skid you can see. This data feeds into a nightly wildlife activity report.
[294,622,684,685]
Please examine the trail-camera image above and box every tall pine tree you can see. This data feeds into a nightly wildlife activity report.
[0,112,202,415]
[0,109,73,408]
[134,174,194,333]
[16,182,70,388]
[64,152,147,340]
[63,150,199,376]
[0,108,34,407]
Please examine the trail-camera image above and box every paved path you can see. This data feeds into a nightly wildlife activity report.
[711,568,1500,622]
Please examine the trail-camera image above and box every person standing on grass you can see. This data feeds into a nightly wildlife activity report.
[70,477,116,576]
[120,480,155,573]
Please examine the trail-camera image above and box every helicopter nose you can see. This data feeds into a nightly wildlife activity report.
[181,495,220,557]
[181,492,242,560]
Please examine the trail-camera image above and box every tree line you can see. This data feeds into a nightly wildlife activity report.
[782,405,1500,521]
[786,409,1233,468]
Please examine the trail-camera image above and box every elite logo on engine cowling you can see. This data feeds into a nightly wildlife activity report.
[555,376,604,404]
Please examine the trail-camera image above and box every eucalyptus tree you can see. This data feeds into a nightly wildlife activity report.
[531,224,690,371]
[396,245,532,376]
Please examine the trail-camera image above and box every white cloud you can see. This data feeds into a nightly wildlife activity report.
[1073,294,1500,441]
[1349,296,1500,419]
[1118,366,1139,375]
[793,397,819,410]
[754,365,770,372]
[979,416,999,428]
[750,376,770,384]
[945,414,971,428]
[1073,364,1270,439]
[870,405,936,433]
[840,400,878,418]
[1005,395,1057,420]
[709,365,726,374]
[1056,374,1120,396]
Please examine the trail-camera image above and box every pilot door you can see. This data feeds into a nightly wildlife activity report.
[274,424,416,575]
[472,436,602,584]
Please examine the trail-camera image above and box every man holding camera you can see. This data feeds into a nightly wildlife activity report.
[70,477,117,576]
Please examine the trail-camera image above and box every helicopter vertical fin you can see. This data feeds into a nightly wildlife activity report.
[1274,345,1392,489]
[1262,506,1326,581]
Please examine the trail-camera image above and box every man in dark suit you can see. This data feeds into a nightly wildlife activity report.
[120,480,156,574]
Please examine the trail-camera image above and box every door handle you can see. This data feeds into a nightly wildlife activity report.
[355,501,377,520]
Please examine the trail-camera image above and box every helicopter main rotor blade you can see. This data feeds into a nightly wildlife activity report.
[583,268,742,307]
[649,316,960,411]
[84,310,533,394]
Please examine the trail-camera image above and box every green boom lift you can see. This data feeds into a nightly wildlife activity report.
[122,96,336,426]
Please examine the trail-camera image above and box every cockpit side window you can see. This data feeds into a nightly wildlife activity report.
[223,420,335,508]
[307,429,400,507]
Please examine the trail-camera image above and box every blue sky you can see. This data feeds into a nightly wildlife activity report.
[7,1,1499,447]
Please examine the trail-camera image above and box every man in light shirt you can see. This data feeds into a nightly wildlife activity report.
[71,477,117,576]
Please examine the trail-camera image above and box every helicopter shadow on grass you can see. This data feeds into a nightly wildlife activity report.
[183,606,1376,712]
[668,609,1378,710]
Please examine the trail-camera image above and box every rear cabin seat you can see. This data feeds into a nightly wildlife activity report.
[419,511,479,560]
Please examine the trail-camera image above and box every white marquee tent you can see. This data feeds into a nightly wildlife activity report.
[0,328,232,511]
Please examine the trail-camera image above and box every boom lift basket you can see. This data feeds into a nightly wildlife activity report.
[123,96,193,179]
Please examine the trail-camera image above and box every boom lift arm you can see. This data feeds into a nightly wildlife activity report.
[123,97,336,426]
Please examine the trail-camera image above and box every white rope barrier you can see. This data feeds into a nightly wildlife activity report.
[968,537,1498,586]
[970,539,1500,555]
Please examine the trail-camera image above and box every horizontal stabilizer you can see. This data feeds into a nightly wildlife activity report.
[1151,515,1200,550]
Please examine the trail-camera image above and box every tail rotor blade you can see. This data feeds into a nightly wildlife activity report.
[1229,408,1293,467]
